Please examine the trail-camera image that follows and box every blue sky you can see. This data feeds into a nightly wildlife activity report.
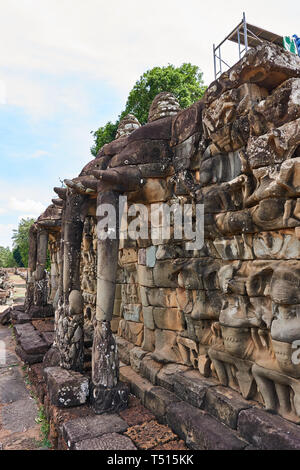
[1,0,300,247]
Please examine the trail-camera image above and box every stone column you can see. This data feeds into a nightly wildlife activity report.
[33,228,49,309]
[25,223,38,313]
[55,189,86,372]
[90,190,129,414]
[48,234,60,304]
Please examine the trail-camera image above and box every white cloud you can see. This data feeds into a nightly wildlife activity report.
[9,197,46,215]
[0,80,6,105]
[0,224,14,249]
[30,150,49,159]
[1,0,299,118]
[18,214,39,221]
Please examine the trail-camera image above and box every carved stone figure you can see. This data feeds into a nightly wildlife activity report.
[26,43,300,425]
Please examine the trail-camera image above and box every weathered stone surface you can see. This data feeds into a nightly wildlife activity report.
[247,118,300,169]
[152,439,188,450]
[144,386,180,421]
[171,100,204,146]
[125,420,177,450]
[118,319,144,346]
[199,150,246,185]
[0,398,38,434]
[142,326,155,352]
[115,114,141,140]
[142,306,155,330]
[120,365,153,404]
[137,265,155,287]
[153,307,184,331]
[152,329,183,364]
[238,408,300,450]
[204,385,251,429]
[25,41,300,436]
[90,382,129,415]
[173,369,217,409]
[205,43,300,105]
[173,133,201,171]
[110,140,172,168]
[0,368,29,404]
[123,304,142,322]
[144,287,177,308]
[0,307,11,325]
[203,83,268,136]
[74,433,137,450]
[15,345,45,365]
[166,402,247,450]
[156,364,190,392]
[119,395,156,426]
[129,116,173,141]
[130,346,147,373]
[148,92,180,123]
[63,413,128,449]
[153,260,180,288]
[140,355,163,384]
[44,366,89,408]
[250,78,300,135]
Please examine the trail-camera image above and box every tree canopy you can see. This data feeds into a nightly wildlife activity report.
[91,63,206,156]
[0,246,16,268]
[12,218,35,268]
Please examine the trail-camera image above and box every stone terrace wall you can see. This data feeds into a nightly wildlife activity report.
[74,43,300,424]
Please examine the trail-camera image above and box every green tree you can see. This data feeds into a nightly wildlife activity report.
[12,218,35,268]
[91,121,119,157]
[91,63,206,156]
[0,246,17,268]
[12,246,24,267]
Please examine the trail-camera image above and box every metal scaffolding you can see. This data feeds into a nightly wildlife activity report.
[213,12,284,79]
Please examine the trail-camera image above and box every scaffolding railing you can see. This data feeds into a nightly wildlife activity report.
[213,12,283,79]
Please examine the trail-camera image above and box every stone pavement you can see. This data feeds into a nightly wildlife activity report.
[0,321,43,450]
[0,274,188,451]
[47,392,188,450]
[0,273,43,450]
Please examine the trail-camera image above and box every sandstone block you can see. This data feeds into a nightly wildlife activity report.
[130,346,147,373]
[144,386,181,421]
[142,306,155,330]
[137,265,155,287]
[204,385,251,429]
[44,367,89,408]
[118,319,144,347]
[238,408,300,450]
[115,335,134,365]
[156,363,190,392]
[173,369,217,409]
[205,43,300,106]
[74,433,137,450]
[120,365,153,404]
[123,304,142,322]
[63,413,128,449]
[166,402,247,450]
[142,327,155,352]
[153,307,185,331]
[140,355,163,384]
[152,329,184,364]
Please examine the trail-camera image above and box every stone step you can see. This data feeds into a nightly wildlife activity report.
[166,401,247,450]
[238,408,300,450]
[119,361,300,449]
[73,433,137,450]
[62,413,128,449]
[44,366,89,408]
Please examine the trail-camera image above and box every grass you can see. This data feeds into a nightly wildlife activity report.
[8,323,15,340]
[35,405,52,449]
[22,364,52,449]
